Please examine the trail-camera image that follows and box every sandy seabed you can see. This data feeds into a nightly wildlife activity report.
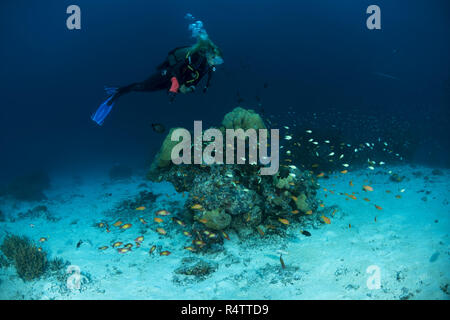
[0,165,448,300]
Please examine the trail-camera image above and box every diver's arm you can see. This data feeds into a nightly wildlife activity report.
[203,67,215,93]
[168,77,180,102]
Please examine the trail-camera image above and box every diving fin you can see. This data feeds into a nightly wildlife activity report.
[91,87,118,126]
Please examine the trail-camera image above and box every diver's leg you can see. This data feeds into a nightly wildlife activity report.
[113,74,170,100]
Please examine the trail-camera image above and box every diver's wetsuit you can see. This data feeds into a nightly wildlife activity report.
[109,46,214,104]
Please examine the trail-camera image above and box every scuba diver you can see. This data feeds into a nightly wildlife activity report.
[91,38,224,125]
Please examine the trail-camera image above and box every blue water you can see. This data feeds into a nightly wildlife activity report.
[0,0,449,300]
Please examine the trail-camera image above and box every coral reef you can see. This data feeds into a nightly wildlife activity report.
[0,171,50,201]
[146,107,321,251]
[0,235,47,281]
[221,107,266,131]
[149,127,185,174]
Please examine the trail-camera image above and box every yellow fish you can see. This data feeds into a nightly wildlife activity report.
[155,209,170,216]
[156,228,167,235]
[120,223,132,230]
[154,217,163,223]
[112,242,123,248]
[135,206,146,211]
[191,204,204,210]
[321,215,331,224]
[278,218,290,225]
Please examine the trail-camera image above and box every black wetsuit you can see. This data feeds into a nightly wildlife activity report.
[110,46,214,103]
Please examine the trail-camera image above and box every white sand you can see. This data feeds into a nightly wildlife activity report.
[0,165,448,300]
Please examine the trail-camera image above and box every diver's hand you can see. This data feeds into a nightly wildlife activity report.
[168,91,177,103]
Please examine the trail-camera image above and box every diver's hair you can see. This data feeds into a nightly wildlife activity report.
[190,38,223,58]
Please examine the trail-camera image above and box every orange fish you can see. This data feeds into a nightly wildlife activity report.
[385,190,391,194]
[154,217,163,223]
[395,195,402,199]
[135,206,146,211]
[348,194,357,200]
[363,197,370,202]
[139,217,147,225]
[317,172,325,178]
[305,210,313,215]
[156,228,167,235]
[341,170,348,174]
[124,243,133,248]
[222,231,230,240]
[319,203,325,208]
[39,237,47,243]
[375,205,383,210]
[120,223,132,230]
[278,218,290,225]
[156,210,170,216]
[98,246,108,250]
[362,185,374,192]
[159,250,171,256]
[149,245,156,254]
[321,215,331,224]
[113,220,123,227]
[183,231,192,237]
[118,248,131,254]
[291,196,298,202]
[184,246,196,252]
[349,181,354,187]
[135,236,144,243]
[291,210,299,214]
[198,219,208,224]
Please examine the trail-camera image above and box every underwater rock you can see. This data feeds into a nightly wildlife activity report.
[221,107,266,131]
[431,169,443,176]
[146,107,320,245]
[109,164,133,181]
[1,171,50,201]
[200,209,231,230]
[174,257,218,277]
[149,127,184,173]
[17,205,59,222]
[295,193,311,213]
[389,173,405,183]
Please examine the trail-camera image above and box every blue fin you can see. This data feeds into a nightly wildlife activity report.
[91,95,115,126]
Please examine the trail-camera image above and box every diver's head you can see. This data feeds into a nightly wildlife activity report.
[206,48,224,66]
[193,38,224,66]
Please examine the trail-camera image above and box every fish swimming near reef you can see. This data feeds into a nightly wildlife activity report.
[300,230,311,237]
[155,209,170,216]
[120,223,132,230]
[135,206,146,211]
[156,228,167,235]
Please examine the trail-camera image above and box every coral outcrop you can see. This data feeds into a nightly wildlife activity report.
[147,107,321,251]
